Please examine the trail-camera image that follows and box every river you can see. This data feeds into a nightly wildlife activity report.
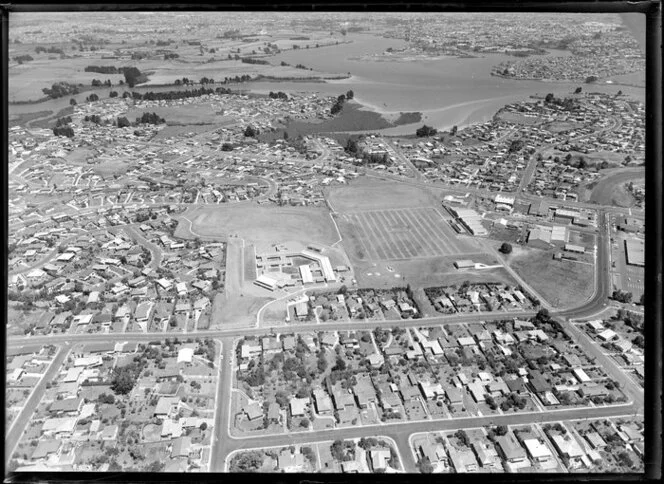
[10,32,645,135]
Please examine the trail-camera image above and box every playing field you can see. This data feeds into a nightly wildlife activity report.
[339,207,479,261]
[175,205,338,248]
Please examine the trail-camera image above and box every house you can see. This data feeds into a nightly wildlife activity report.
[289,397,309,417]
[420,441,447,465]
[523,439,553,462]
[267,403,281,423]
[48,397,83,416]
[278,449,306,472]
[353,375,377,408]
[550,433,585,461]
[371,448,392,471]
[496,433,528,464]
[154,397,182,417]
[100,424,119,441]
[584,431,607,450]
[331,384,356,411]
[244,402,263,421]
[177,347,194,364]
[161,419,184,439]
[448,447,479,473]
[313,389,333,415]
[445,386,464,405]
[31,439,62,460]
[134,301,154,323]
[171,436,192,458]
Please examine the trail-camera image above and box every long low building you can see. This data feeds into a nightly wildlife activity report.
[448,207,487,236]
[625,238,645,267]
[301,250,336,282]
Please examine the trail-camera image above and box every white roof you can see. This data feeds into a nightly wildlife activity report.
[177,347,194,364]
[523,439,552,459]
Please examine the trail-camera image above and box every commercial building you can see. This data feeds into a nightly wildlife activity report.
[448,207,487,236]
[625,238,645,266]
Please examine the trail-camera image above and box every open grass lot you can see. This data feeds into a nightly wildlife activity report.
[508,246,594,309]
[326,177,439,211]
[209,291,272,328]
[177,205,338,246]
[125,105,235,126]
[338,207,480,261]
[350,253,514,289]
[588,167,645,206]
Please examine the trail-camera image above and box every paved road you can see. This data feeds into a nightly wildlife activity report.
[5,343,71,464]
[114,224,163,270]
[219,401,640,472]
[7,310,540,348]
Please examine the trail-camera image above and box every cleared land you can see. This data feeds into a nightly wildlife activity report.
[508,246,594,309]
[339,207,479,261]
[175,205,338,247]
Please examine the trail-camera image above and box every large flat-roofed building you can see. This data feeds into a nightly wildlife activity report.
[299,264,313,284]
[255,273,278,291]
[625,238,645,267]
[449,207,487,236]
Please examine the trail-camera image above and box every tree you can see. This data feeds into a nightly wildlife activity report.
[545,93,554,103]
[499,242,513,254]
[574,87,582,94]
[346,89,354,99]
[416,125,437,137]
[117,116,131,128]
[450,125,458,136]
[69,98,77,106]
[244,125,258,137]
[123,67,143,88]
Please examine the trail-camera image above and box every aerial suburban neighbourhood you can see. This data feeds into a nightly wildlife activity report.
[6,9,650,476]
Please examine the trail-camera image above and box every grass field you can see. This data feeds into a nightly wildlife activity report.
[351,253,515,289]
[125,105,235,126]
[508,246,594,309]
[338,207,480,261]
[326,177,439,212]
[588,167,645,207]
[176,205,338,247]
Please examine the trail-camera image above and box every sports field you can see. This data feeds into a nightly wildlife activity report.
[175,205,339,248]
[339,207,479,261]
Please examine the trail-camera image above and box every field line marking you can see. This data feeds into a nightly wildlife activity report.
[329,212,343,248]
[394,208,440,257]
[348,213,379,260]
[357,212,391,260]
[372,210,412,259]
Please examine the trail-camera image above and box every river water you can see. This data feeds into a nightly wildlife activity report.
[11,32,645,134]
